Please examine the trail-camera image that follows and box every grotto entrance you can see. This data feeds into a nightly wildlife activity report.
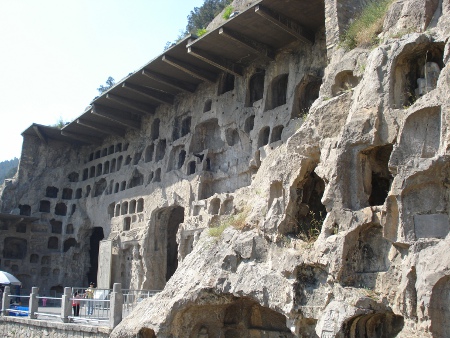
[87,227,104,285]
[288,171,327,241]
[154,206,185,284]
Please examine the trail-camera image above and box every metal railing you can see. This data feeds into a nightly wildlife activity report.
[1,284,160,328]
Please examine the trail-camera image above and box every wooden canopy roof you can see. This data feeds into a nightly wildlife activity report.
[25,0,325,145]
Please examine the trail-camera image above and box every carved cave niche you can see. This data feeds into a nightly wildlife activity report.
[167,146,186,172]
[50,219,62,234]
[175,296,293,338]
[187,161,196,175]
[129,200,137,214]
[151,118,160,141]
[67,171,79,183]
[246,69,265,107]
[392,106,441,166]
[218,72,235,95]
[203,99,212,113]
[120,181,126,191]
[190,118,224,153]
[341,223,391,288]
[137,198,144,213]
[108,203,115,219]
[292,74,322,118]
[225,128,240,147]
[41,256,50,264]
[265,73,289,111]
[95,150,101,159]
[62,188,73,200]
[294,264,328,310]
[133,152,142,165]
[89,166,95,178]
[145,144,154,163]
[101,147,107,157]
[115,204,121,217]
[63,238,77,252]
[152,206,185,286]
[270,125,284,143]
[46,186,58,198]
[3,237,27,259]
[114,183,119,193]
[392,42,444,108]
[30,254,39,263]
[108,145,115,155]
[121,201,129,215]
[85,185,91,197]
[244,115,255,134]
[128,170,144,189]
[220,198,233,215]
[19,204,31,216]
[154,168,161,182]
[47,237,59,250]
[115,143,123,153]
[124,217,131,231]
[341,312,404,338]
[360,144,394,207]
[257,127,270,148]
[54,203,67,216]
[89,153,94,162]
[111,158,117,172]
[117,156,123,170]
[75,188,82,199]
[285,170,327,241]
[66,223,74,234]
[209,198,221,215]
[82,168,88,181]
[103,161,110,174]
[331,70,359,97]
[430,275,450,338]
[155,140,167,162]
[15,223,26,233]
[125,155,132,166]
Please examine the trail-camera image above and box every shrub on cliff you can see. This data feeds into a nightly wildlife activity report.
[341,0,393,50]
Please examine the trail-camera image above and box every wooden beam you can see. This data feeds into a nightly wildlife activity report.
[60,131,102,144]
[122,82,174,105]
[255,5,314,44]
[218,27,275,60]
[162,55,217,83]
[187,46,243,77]
[106,94,156,115]
[142,69,197,93]
[77,118,126,138]
[91,105,141,130]
[32,125,48,144]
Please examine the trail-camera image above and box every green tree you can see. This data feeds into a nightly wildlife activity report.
[97,76,115,94]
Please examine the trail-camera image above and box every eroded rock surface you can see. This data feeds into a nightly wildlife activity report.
[1,0,450,337]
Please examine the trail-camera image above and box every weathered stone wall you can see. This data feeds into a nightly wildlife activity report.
[1,0,450,337]
[0,317,110,338]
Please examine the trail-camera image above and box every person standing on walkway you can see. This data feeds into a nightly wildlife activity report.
[72,292,81,316]
[85,282,95,316]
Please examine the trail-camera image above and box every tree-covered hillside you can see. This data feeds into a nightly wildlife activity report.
[0,158,19,182]
[165,0,233,48]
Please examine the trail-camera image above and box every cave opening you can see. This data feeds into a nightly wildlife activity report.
[87,227,104,285]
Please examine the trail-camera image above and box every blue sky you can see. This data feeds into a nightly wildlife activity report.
[0,0,205,162]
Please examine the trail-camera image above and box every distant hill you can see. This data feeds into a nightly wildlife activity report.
[0,158,19,182]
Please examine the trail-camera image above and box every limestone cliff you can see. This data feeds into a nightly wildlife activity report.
[1,0,449,337]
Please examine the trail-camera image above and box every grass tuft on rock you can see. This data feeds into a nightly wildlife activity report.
[340,0,393,50]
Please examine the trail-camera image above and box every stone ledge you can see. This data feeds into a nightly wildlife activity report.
[0,316,111,334]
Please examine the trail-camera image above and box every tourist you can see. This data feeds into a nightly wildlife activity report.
[85,282,95,315]
[72,292,81,316]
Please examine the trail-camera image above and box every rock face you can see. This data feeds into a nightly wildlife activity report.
[1,0,450,337]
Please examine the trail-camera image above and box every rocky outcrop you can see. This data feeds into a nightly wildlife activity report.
[1,0,449,337]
